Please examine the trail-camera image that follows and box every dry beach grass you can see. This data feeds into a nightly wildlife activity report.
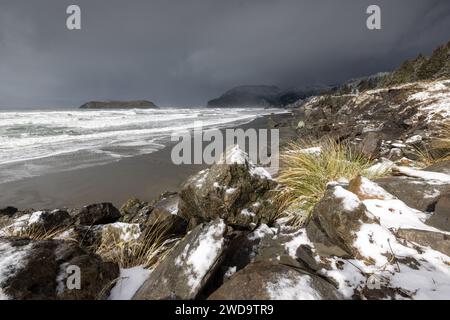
[275,137,377,227]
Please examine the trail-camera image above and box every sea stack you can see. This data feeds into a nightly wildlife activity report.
[80,100,159,109]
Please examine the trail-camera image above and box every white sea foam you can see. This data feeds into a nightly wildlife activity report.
[0,107,281,183]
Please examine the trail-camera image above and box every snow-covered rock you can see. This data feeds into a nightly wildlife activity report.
[133,219,227,300]
[179,146,278,229]
[0,238,118,300]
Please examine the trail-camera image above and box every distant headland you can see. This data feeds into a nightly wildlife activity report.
[80,100,159,109]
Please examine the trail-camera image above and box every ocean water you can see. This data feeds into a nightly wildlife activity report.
[0,107,278,184]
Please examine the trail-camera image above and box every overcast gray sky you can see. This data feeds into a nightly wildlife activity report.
[0,0,449,108]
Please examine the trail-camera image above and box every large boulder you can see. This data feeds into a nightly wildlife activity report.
[0,238,119,300]
[77,203,121,226]
[178,146,278,229]
[133,219,227,300]
[208,261,343,300]
[307,186,374,258]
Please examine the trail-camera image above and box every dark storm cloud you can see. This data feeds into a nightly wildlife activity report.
[0,0,449,108]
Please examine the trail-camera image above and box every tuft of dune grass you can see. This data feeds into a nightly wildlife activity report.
[275,137,376,227]
[1,223,74,241]
[94,217,180,269]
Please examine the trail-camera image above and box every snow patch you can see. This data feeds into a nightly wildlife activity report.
[333,186,362,211]
[177,220,226,293]
[266,274,322,300]
[0,241,32,300]
[109,266,151,300]
[395,166,450,184]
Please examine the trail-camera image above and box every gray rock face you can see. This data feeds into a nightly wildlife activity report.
[133,219,227,300]
[178,149,278,229]
[80,100,159,109]
[77,203,122,226]
[208,261,343,300]
[357,132,383,159]
[308,186,374,258]
[426,193,450,231]
[0,238,119,300]
[375,176,450,212]
[120,198,151,224]
[396,228,450,256]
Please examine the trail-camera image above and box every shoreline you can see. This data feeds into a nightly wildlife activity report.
[0,112,293,210]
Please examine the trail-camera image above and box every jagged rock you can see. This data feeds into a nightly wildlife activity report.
[133,193,187,237]
[208,261,343,300]
[357,132,383,159]
[0,238,119,300]
[375,176,450,212]
[305,218,352,258]
[396,229,450,256]
[178,146,278,229]
[120,198,150,224]
[212,224,279,286]
[77,203,121,226]
[133,219,227,300]
[426,193,450,231]
[307,186,374,258]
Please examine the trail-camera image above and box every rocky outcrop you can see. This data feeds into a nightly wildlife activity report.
[0,238,119,300]
[178,146,278,229]
[80,100,159,109]
[133,219,227,300]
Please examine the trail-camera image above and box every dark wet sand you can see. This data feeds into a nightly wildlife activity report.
[0,113,293,210]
